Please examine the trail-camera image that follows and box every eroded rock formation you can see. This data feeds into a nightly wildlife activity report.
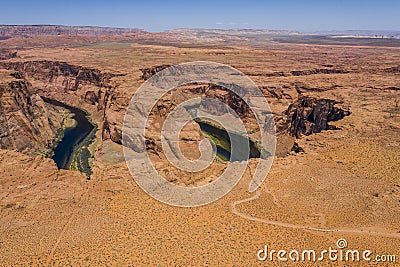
[0,61,115,95]
[0,60,353,158]
[0,80,62,153]
[277,95,350,138]
[194,83,251,118]
[0,50,17,60]
[0,61,127,147]
[140,64,171,80]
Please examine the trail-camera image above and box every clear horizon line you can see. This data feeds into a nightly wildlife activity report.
[0,24,398,34]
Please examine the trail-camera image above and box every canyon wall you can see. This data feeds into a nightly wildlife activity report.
[0,60,125,154]
[0,61,352,157]
[0,79,62,153]
[0,60,125,144]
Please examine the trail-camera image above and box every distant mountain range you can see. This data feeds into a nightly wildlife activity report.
[0,25,399,40]
[168,28,302,35]
[0,25,145,39]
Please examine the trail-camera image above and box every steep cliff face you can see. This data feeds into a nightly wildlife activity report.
[102,113,123,144]
[0,80,62,153]
[0,61,353,155]
[112,66,353,149]
[139,65,253,120]
[277,95,350,138]
[0,61,114,97]
[0,61,125,146]
[184,84,255,122]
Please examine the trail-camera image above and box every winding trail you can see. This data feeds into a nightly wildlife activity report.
[231,189,400,239]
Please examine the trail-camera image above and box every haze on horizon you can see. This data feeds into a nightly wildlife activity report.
[0,0,399,32]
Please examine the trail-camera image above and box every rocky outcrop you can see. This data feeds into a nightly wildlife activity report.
[291,142,304,153]
[143,73,252,120]
[166,83,252,121]
[384,66,400,73]
[0,80,62,153]
[200,84,251,118]
[138,65,251,121]
[0,50,17,60]
[277,96,350,138]
[102,115,122,144]
[245,71,287,77]
[261,86,294,100]
[140,65,171,80]
[84,90,100,105]
[291,68,348,76]
[385,86,400,91]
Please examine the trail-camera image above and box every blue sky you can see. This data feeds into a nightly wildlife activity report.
[0,0,399,32]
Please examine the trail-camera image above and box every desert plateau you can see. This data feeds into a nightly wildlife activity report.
[0,1,399,266]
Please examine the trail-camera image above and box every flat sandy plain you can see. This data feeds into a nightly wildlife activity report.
[0,32,399,266]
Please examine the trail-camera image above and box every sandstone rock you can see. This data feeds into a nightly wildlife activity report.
[0,61,111,93]
[84,90,100,105]
[0,80,62,153]
[261,86,294,100]
[0,50,17,60]
[0,60,124,147]
[139,64,171,80]
[291,142,304,153]
[278,95,350,138]
[102,111,123,145]
[185,83,251,120]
